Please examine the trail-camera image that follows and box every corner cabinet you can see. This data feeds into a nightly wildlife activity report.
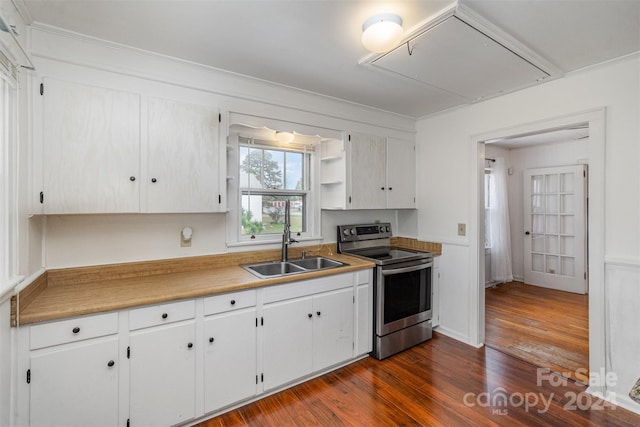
[320,132,416,210]
[16,269,373,427]
[34,63,225,214]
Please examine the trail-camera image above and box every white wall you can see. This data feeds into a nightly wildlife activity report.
[416,54,640,410]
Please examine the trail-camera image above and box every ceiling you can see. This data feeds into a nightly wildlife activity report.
[21,0,640,118]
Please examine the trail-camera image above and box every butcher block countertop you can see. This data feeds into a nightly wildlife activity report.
[12,238,440,326]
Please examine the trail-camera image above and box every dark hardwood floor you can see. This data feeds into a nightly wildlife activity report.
[485,281,589,383]
[197,332,640,426]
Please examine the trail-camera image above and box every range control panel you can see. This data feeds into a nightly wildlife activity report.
[337,223,392,243]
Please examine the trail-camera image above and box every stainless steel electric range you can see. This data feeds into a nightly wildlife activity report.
[337,223,433,360]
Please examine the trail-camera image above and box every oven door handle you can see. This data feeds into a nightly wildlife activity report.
[381,262,432,276]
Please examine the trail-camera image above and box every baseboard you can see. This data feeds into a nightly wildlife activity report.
[433,325,477,347]
[586,386,640,416]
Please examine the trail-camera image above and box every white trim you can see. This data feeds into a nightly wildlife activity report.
[585,387,640,416]
[471,108,607,373]
[432,325,478,348]
[604,256,640,268]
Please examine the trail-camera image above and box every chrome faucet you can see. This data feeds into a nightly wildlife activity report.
[281,200,298,262]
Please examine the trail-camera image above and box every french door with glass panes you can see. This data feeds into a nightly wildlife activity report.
[524,165,587,294]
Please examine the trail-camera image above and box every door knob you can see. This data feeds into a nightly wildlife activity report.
[525,231,531,235]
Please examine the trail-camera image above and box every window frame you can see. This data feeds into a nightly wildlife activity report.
[0,50,20,295]
[234,136,318,244]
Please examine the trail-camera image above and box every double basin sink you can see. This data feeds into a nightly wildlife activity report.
[242,256,347,279]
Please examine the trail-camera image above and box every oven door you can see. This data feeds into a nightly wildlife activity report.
[376,259,432,336]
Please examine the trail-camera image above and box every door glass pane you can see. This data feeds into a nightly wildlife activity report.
[561,257,575,277]
[560,215,574,235]
[532,195,544,213]
[545,235,558,254]
[561,194,574,213]
[560,173,573,192]
[531,175,543,193]
[546,195,558,213]
[532,215,544,233]
[532,254,544,272]
[532,235,544,252]
[546,215,558,234]
[560,236,574,256]
[546,255,559,274]
[545,174,558,193]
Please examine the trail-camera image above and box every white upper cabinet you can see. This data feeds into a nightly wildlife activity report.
[146,97,220,213]
[36,63,224,214]
[320,132,416,210]
[43,78,141,213]
[385,137,416,209]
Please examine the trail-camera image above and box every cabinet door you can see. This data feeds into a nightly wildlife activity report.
[29,337,119,427]
[349,133,386,209]
[43,78,141,213]
[203,308,257,413]
[312,288,354,371]
[146,97,220,213]
[355,283,373,356]
[386,138,416,208]
[262,296,313,391]
[130,322,196,426]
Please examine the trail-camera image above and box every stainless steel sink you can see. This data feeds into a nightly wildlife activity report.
[289,257,344,270]
[242,257,347,279]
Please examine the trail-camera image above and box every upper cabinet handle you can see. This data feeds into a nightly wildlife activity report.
[129,176,136,182]
[151,178,157,183]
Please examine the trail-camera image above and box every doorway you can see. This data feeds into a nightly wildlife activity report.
[479,121,593,382]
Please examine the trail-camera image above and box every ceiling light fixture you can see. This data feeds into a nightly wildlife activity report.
[361,13,404,53]
[275,131,295,143]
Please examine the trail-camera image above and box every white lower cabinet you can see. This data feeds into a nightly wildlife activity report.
[129,301,197,426]
[262,296,314,390]
[262,277,354,391]
[20,270,373,426]
[203,307,257,412]
[29,337,120,427]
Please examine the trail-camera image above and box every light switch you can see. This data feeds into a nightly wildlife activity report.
[457,223,466,236]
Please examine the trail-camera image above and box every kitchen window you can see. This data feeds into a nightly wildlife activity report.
[238,138,311,240]
[0,49,19,294]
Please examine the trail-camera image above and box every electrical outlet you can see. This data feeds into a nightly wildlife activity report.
[181,227,193,247]
[457,223,466,236]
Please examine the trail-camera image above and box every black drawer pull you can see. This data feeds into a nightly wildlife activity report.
[316,311,321,316]
[187,342,194,349]
[209,337,214,343]
[107,360,115,367]
[230,299,236,305]
[130,176,136,182]
[161,313,168,319]
[308,313,312,318]
[151,178,157,183]
[72,327,80,334]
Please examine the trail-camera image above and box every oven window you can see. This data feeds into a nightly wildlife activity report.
[383,268,432,324]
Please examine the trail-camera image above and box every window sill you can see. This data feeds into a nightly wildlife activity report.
[227,236,324,252]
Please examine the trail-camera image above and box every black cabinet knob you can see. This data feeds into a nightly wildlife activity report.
[161,313,168,319]
[316,311,321,316]
[525,231,531,235]
[72,327,80,334]
[230,300,236,305]
[151,178,157,183]
[107,360,115,367]
[388,187,393,190]
[187,342,193,349]
[209,337,214,343]
[308,313,312,318]
[130,176,136,182]
[380,187,385,190]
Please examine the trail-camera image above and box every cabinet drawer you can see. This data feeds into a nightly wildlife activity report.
[129,300,195,331]
[204,289,256,316]
[30,312,118,350]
